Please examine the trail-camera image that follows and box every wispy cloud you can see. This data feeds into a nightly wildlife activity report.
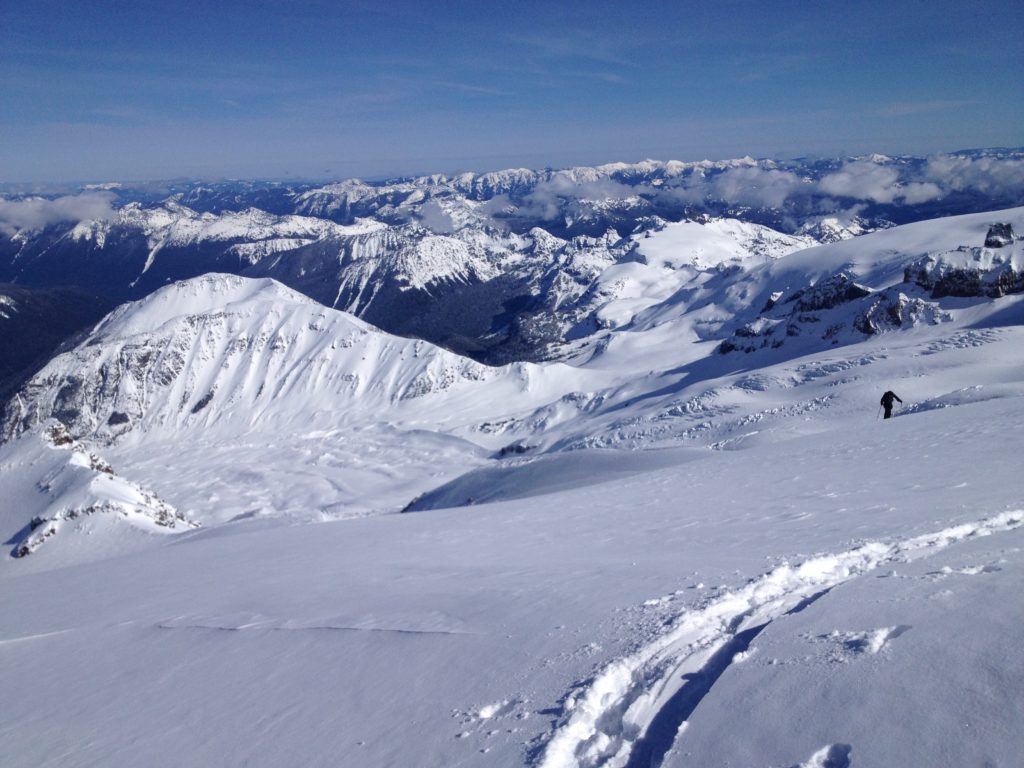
[880,100,976,116]
[518,174,640,220]
[593,72,629,85]
[924,154,1024,195]
[426,80,509,96]
[510,31,638,68]
[736,53,816,84]
[818,161,944,204]
[672,166,808,208]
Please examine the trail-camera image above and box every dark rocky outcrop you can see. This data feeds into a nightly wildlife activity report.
[853,288,950,335]
[984,222,1014,248]
[720,272,877,354]
[786,273,872,312]
[904,247,1024,298]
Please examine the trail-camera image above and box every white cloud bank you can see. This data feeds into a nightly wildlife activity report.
[519,174,639,220]
[681,167,807,208]
[818,161,942,205]
[0,192,117,236]
[671,154,1022,209]
[924,155,1024,196]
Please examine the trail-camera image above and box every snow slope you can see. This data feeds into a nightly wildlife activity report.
[0,273,608,557]
[1,205,1023,766]
[0,395,1021,767]
[588,218,813,330]
[4,273,500,441]
[0,422,193,567]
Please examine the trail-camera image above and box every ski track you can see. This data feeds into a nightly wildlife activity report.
[535,510,1024,768]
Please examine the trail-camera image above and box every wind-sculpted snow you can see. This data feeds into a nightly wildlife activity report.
[535,511,1024,768]
[2,392,1024,765]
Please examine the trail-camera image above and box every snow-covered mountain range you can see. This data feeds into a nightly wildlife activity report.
[4,204,1021,551]
[2,149,1022,365]
[1,153,1023,768]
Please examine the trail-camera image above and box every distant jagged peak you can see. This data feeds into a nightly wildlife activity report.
[290,156,801,207]
[411,167,538,190]
[594,159,666,176]
[387,235,498,291]
[526,226,569,254]
[295,178,376,196]
[795,212,875,243]
[69,199,385,247]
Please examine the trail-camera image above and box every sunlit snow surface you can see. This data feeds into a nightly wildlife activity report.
[1,208,1023,767]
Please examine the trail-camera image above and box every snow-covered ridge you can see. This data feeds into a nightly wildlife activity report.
[1,275,503,444]
[637,217,815,270]
[705,208,1024,356]
[3,421,193,563]
[8,149,1022,366]
[9,208,1019,455]
[295,157,770,210]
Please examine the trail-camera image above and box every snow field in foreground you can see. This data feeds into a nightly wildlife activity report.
[1,395,1023,767]
[537,510,1023,768]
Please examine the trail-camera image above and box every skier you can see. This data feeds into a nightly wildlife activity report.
[880,390,902,419]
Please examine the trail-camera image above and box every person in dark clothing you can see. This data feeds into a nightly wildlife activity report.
[880,390,902,419]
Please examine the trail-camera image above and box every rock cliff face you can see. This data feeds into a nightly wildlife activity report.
[904,244,1023,298]
[900,222,1022,299]
[984,222,1015,248]
[788,273,873,312]
[719,271,901,354]
[852,288,951,335]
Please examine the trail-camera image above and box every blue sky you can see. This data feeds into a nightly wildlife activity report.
[1,0,1022,182]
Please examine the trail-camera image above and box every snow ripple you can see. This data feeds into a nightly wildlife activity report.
[536,510,1024,768]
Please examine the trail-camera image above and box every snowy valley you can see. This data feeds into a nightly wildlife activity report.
[0,157,1023,768]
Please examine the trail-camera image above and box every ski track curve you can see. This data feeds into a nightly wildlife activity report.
[535,510,1024,768]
